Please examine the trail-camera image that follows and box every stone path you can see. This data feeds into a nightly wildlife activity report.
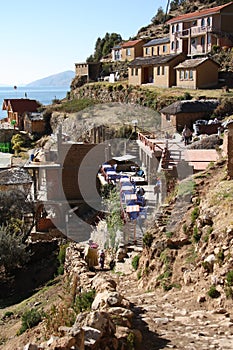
[109,263,233,350]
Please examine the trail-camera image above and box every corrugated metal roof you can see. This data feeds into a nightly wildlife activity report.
[174,57,219,69]
[128,53,183,67]
[160,99,219,115]
[0,167,32,185]
[166,2,232,24]
[143,37,170,47]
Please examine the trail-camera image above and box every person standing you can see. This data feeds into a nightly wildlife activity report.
[154,177,161,204]
[99,249,105,270]
[182,125,192,146]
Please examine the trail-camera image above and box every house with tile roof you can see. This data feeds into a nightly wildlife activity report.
[128,53,185,87]
[167,2,233,57]
[121,39,145,61]
[143,37,170,57]
[175,57,220,89]
[2,98,41,130]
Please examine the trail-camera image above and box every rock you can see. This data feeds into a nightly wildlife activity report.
[82,326,101,346]
[23,344,39,350]
[197,295,206,303]
[116,246,128,262]
[91,275,117,293]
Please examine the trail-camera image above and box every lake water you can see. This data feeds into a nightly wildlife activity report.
[0,86,70,119]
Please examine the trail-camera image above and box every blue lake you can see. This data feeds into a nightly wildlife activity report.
[0,86,70,119]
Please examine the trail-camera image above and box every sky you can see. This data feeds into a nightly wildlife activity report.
[0,0,167,86]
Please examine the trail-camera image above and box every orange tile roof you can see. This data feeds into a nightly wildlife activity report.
[121,39,143,48]
[167,2,232,24]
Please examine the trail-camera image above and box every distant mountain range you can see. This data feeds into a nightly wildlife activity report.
[26,70,75,87]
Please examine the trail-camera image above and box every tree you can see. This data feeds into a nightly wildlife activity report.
[0,190,35,243]
[86,33,122,62]
[151,7,166,25]
[0,228,29,274]
[11,134,24,156]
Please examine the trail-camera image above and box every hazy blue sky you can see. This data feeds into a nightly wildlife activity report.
[0,0,167,86]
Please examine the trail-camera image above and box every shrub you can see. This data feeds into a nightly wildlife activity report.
[18,309,44,335]
[193,225,201,243]
[226,270,233,286]
[207,285,220,299]
[225,286,233,299]
[132,255,140,271]
[143,232,153,248]
[57,244,69,275]
[191,207,199,224]
[73,289,95,314]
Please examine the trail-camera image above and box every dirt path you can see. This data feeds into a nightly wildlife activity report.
[108,261,233,350]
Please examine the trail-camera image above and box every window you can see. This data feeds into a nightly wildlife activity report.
[207,17,211,26]
[207,33,211,44]
[176,24,179,32]
[152,47,154,56]
[126,48,131,56]
[201,18,205,27]
[201,37,205,46]
[166,114,171,122]
[171,41,175,50]
[162,66,165,75]
[157,66,161,75]
[135,68,138,76]
[172,25,175,33]
[176,40,179,49]
[185,70,189,79]
[189,70,193,80]
[163,45,167,53]
[131,68,134,76]
[180,70,184,80]
[145,47,150,55]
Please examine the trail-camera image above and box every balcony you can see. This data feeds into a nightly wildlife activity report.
[176,25,212,38]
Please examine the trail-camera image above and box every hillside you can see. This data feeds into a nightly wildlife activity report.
[2,159,233,349]
[26,70,75,87]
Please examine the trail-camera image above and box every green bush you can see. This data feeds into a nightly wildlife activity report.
[191,207,199,224]
[193,225,201,243]
[132,255,140,271]
[225,286,233,299]
[226,270,233,286]
[18,309,44,335]
[143,232,153,248]
[207,285,220,299]
[73,289,95,314]
[57,244,69,275]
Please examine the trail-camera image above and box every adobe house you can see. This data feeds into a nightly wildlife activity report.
[23,112,46,135]
[160,99,219,133]
[121,39,145,61]
[143,37,170,57]
[167,2,233,57]
[25,127,105,235]
[2,98,41,130]
[112,44,122,62]
[128,53,185,87]
[75,62,101,82]
[175,57,219,89]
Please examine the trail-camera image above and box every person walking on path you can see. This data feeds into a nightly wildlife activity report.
[182,125,192,146]
[154,177,161,205]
